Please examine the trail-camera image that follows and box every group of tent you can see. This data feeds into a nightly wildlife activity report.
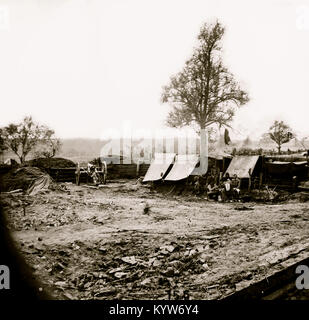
[143,152,259,183]
[143,153,200,182]
[143,152,309,183]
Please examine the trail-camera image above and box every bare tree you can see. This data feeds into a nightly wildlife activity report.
[268,120,293,154]
[35,129,62,159]
[299,136,308,151]
[0,128,8,163]
[161,21,249,133]
[0,128,7,153]
[1,116,60,163]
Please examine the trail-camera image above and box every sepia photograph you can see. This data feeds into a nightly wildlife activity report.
[0,0,309,312]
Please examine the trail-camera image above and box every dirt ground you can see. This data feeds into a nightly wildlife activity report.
[1,179,309,300]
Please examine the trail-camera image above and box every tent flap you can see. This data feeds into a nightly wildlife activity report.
[143,153,176,182]
[164,154,199,181]
[225,155,260,179]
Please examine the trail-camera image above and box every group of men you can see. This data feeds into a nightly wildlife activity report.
[193,170,241,202]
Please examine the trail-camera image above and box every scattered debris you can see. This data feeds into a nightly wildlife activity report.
[160,245,175,254]
[121,256,138,265]
[234,205,254,211]
[143,202,150,214]
[114,272,128,279]
[2,189,23,194]
[2,178,309,300]
[1,166,61,195]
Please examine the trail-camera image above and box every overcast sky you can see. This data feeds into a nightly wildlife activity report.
[0,0,308,140]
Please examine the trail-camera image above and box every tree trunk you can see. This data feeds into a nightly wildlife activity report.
[198,127,208,175]
[278,145,281,155]
[19,155,24,164]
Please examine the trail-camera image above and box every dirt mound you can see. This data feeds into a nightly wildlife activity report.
[26,157,76,170]
[1,166,54,194]
[289,192,309,202]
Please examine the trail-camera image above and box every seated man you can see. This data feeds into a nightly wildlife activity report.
[207,181,219,200]
[231,174,241,200]
[206,173,215,186]
[220,173,233,202]
[194,176,204,195]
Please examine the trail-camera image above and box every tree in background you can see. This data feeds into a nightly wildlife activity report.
[0,128,8,163]
[0,128,8,154]
[299,136,309,151]
[259,132,273,145]
[161,21,249,134]
[242,136,252,147]
[1,116,61,163]
[35,131,62,159]
[268,120,293,154]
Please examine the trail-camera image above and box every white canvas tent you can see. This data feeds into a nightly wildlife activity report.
[143,153,176,182]
[164,154,200,181]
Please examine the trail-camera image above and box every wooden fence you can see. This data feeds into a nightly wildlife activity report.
[0,163,150,183]
[47,163,150,182]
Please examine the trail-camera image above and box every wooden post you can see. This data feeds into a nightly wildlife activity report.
[259,172,263,190]
[102,161,107,184]
[130,136,133,164]
[75,163,80,185]
[200,129,207,175]
[248,168,252,191]
[120,137,124,164]
[152,137,155,161]
[307,150,309,178]
[136,160,141,177]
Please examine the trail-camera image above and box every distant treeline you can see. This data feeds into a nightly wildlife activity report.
[234,148,306,156]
